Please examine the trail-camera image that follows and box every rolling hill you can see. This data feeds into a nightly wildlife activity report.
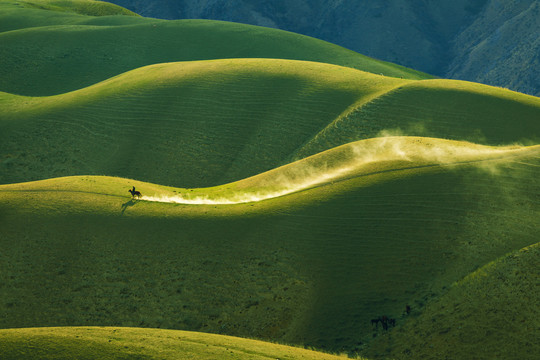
[1,1,539,359]
[1,137,539,358]
[0,327,358,360]
[0,0,429,96]
[365,242,540,359]
[108,0,540,96]
[1,59,538,188]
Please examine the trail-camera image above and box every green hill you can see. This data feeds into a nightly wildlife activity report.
[1,1,539,358]
[1,138,539,356]
[292,78,540,160]
[0,0,429,96]
[366,242,540,360]
[1,59,539,188]
[0,59,404,187]
[3,0,138,18]
[0,327,357,360]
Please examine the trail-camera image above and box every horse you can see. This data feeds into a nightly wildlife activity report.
[371,315,396,330]
[129,186,142,199]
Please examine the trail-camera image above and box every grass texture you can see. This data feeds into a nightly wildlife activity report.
[1,1,539,359]
[0,327,361,360]
[1,59,539,188]
[0,0,429,96]
[365,242,540,359]
[1,138,539,358]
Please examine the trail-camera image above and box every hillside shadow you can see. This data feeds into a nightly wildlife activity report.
[121,199,138,215]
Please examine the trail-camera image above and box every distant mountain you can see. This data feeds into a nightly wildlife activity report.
[109,0,539,96]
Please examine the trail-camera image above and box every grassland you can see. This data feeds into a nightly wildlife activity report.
[6,0,138,16]
[365,242,540,359]
[2,59,538,188]
[0,0,430,96]
[2,138,539,358]
[1,1,539,359]
[0,327,361,359]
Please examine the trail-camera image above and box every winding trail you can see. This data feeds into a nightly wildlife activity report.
[141,138,540,205]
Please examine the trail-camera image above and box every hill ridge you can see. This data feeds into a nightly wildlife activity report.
[290,81,411,161]
[2,137,538,209]
[1,140,538,356]
[0,0,431,96]
[1,58,539,188]
[0,326,356,360]
[141,138,540,205]
[1,2,539,358]
[105,0,540,96]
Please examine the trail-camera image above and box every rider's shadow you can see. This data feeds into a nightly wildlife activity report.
[121,199,138,215]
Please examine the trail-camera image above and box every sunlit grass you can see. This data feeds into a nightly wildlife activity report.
[1,1,539,358]
[0,0,430,96]
[0,327,363,359]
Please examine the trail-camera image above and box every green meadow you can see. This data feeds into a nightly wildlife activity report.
[0,0,429,96]
[0,327,360,360]
[0,1,539,359]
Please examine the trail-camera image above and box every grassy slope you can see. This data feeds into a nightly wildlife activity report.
[2,59,539,189]
[11,0,139,16]
[0,59,406,187]
[1,138,539,355]
[0,0,142,32]
[0,0,430,96]
[293,79,540,159]
[1,1,539,358]
[365,242,540,360]
[0,327,355,360]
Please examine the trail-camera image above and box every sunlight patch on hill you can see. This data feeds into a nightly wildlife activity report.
[141,137,535,205]
[141,163,357,204]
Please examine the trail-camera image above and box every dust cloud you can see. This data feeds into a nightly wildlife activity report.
[142,137,537,205]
